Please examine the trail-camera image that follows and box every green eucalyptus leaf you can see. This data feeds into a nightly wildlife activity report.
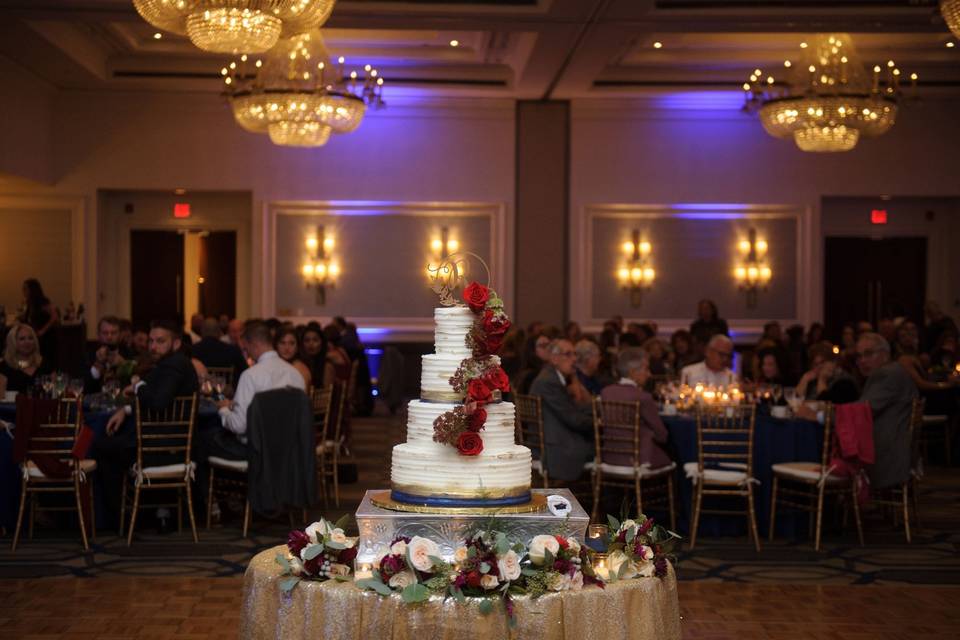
[356,578,394,596]
[607,515,621,533]
[478,599,494,615]
[428,555,447,570]
[451,587,466,604]
[302,543,325,560]
[279,577,300,593]
[401,583,431,604]
[479,562,491,574]
[543,549,555,567]
[275,553,291,573]
[334,513,351,531]
[325,539,346,550]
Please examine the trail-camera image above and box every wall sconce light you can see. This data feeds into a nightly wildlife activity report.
[302,225,339,305]
[734,227,772,308]
[426,226,460,280]
[616,229,655,307]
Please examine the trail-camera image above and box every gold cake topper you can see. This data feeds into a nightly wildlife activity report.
[427,252,492,306]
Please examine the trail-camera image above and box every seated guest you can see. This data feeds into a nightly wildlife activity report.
[796,342,859,404]
[574,339,609,396]
[923,300,959,353]
[565,321,582,343]
[499,326,526,380]
[324,325,352,385]
[754,347,790,386]
[204,321,305,460]
[670,329,698,371]
[85,316,134,394]
[222,318,244,345]
[761,321,783,346]
[275,326,312,389]
[529,339,594,483]
[300,324,332,387]
[599,348,671,468]
[805,322,825,348]
[515,327,559,395]
[641,337,670,378]
[0,323,50,394]
[191,317,247,379]
[680,334,737,387]
[856,332,917,490]
[188,313,204,344]
[689,299,729,352]
[131,325,149,357]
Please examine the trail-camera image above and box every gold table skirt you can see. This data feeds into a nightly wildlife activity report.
[241,546,682,640]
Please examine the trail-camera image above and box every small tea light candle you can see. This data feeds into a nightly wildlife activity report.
[354,563,373,580]
[592,553,609,579]
[586,524,609,551]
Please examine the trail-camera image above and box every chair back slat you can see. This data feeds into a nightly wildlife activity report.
[135,394,197,466]
[26,397,82,461]
[514,394,546,460]
[908,396,925,468]
[591,398,642,464]
[206,366,236,388]
[695,404,756,473]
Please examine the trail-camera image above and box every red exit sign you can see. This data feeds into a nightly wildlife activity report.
[871,209,888,225]
[174,203,191,218]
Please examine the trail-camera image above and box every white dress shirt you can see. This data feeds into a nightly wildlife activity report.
[680,361,737,388]
[219,350,305,440]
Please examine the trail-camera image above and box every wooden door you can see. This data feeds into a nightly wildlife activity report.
[824,237,927,340]
[130,230,184,328]
[197,230,237,318]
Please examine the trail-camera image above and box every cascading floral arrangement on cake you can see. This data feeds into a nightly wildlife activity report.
[388,261,533,508]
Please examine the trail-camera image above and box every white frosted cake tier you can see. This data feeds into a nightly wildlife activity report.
[421,353,501,401]
[405,399,517,451]
[433,306,475,357]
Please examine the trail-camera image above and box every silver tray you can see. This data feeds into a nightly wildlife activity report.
[354,488,589,565]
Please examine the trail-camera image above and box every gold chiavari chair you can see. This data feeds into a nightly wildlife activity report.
[120,394,198,546]
[687,403,761,552]
[207,445,252,536]
[12,396,95,551]
[315,384,346,508]
[769,403,864,551]
[206,366,236,388]
[514,394,548,488]
[920,413,951,467]
[870,397,925,543]
[589,398,676,528]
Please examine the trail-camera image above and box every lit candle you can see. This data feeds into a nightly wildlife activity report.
[592,553,609,580]
[354,563,373,580]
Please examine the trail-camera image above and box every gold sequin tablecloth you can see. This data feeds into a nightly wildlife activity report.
[241,546,681,640]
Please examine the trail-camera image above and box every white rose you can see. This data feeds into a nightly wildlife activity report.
[619,520,637,534]
[453,547,469,564]
[305,520,333,543]
[480,574,500,590]
[390,540,408,556]
[289,557,304,576]
[528,535,561,566]
[636,545,655,562]
[547,572,565,592]
[407,536,440,573]
[567,571,584,591]
[607,551,638,580]
[328,563,351,578]
[388,570,417,589]
[496,550,521,582]
[566,538,581,555]
[636,560,656,578]
[330,529,348,545]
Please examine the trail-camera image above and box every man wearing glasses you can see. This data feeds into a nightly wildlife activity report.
[680,334,738,387]
[530,338,594,483]
[856,332,917,489]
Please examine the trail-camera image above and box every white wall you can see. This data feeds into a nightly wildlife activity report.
[570,97,960,330]
[0,56,54,184]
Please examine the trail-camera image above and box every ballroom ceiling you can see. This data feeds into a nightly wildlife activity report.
[0,0,956,99]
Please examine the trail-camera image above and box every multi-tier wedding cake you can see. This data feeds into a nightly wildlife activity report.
[390,284,533,509]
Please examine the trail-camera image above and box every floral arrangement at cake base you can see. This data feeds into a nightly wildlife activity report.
[593,515,679,582]
[275,516,359,592]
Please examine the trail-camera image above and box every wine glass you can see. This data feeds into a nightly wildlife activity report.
[53,373,67,399]
[771,385,783,405]
[103,379,120,402]
[41,374,55,398]
[213,375,226,401]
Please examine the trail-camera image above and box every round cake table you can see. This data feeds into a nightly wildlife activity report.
[241,546,681,640]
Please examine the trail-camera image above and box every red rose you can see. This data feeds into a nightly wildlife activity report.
[456,431,484,456]
[481,334,505,355]
[482,309,510,338]
[467,378,493,404]
[287,530,310,555]
[467,407,487,432]
[463,282,490,312]
[482,367,510,393]
[466,570,483,588]
[555,535,569,549]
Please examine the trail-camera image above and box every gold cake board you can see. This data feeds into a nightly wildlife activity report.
[370,491,547,515]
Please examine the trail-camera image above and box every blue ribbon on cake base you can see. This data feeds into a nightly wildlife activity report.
[390,490,533,508]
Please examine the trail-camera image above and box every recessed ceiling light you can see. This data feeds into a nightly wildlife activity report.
[449,39,459,47]
[174,188,186,195]
[948,42,956,48]
[153,32,162,40]
[653,41,663,49]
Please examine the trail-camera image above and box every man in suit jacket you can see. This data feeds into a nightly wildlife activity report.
[190,317,247,380]
[84,315,135,394]
[529,338,594,483]
[856,332,917,489]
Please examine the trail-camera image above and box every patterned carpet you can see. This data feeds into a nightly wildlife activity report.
[1,412,957,585]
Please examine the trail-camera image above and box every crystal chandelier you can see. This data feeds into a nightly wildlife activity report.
[743,34,915,152]
[943,1,960,39]
[223,30,384,147]
[132,0,336,53]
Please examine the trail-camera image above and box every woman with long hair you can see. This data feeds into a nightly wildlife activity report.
[275,326,312,389]
[0,323,50,394]
[299,323,332,388]
[20,278,59,370]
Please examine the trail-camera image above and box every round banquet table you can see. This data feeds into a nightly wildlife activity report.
[663,410,824,539]
[241,546,681,640]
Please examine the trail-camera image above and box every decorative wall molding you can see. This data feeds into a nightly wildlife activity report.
[571,203,814,342]
[262,200,512,339]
